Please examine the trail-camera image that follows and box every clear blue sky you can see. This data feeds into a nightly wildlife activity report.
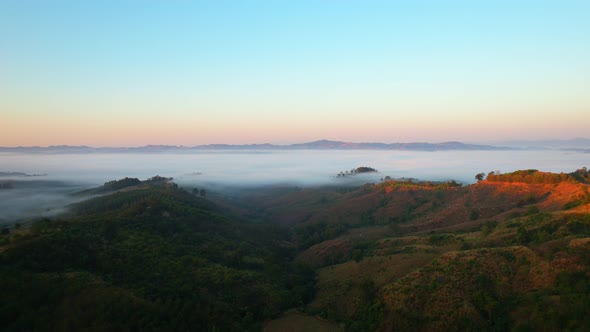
[1,1,589,146]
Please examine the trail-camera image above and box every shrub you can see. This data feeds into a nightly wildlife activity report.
[525,206,540,216]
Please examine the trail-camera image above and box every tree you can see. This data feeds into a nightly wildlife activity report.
[199,189,206,197]
[475,173,486,182]
[517,226,530,245]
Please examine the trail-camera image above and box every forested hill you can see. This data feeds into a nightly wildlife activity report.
[0,183,314,331]
[74,175,174,196]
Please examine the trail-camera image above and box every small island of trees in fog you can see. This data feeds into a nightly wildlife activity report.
[336,166,378,177]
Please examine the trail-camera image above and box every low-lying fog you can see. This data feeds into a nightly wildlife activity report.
[1,150,588,225]
[0,181,89,223]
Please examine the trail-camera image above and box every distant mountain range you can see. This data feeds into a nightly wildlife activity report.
[0,140,518,153]
[1,139,588,153]
[494,138,590,149]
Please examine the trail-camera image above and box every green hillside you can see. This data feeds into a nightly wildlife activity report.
[0,184,313,331]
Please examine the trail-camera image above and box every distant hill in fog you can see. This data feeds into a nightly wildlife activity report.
[494,138,590,149]
[0,140,515,153]
[286,140,511,151]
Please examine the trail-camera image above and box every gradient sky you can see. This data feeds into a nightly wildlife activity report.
[1,1,589,147]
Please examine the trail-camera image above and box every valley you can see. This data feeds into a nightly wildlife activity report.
[1,168,589,331]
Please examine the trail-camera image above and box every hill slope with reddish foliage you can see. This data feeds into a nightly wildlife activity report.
[234,174,589,240]
[229,169,590,330]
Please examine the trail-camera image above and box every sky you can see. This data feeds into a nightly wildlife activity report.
[1,0,589,147]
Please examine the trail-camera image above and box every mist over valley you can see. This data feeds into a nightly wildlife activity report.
[2,149,589,331]
[1,149,588,225]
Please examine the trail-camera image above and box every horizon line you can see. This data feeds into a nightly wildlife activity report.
[0,137,588,149]
[2,139,496,149]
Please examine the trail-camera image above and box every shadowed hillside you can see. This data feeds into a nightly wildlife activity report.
[0,182,314,332]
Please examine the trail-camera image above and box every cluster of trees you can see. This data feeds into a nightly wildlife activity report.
[482,169,575,184]
[571,167,590,183]
[0,182,14,189]
[476,167,589,184]
[93,176,175,194]
[377,178,462,190]
[103,177,142,190]
[475,172,486,182]
[336,166,378,177]
[143,175,173,184]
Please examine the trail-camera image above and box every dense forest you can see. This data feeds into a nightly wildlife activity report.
[0,185,313,331]
[1,168,589,331]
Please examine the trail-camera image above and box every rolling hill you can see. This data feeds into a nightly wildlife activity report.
[1,168,589,331]
[0,183,313,331]
[217,168,590,330]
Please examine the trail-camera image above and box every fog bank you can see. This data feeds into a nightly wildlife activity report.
[1,149,587,224]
